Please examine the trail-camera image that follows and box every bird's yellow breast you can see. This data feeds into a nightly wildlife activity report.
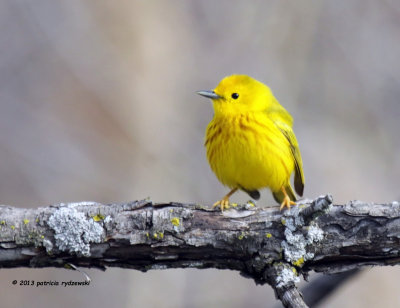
[205,112,294,192]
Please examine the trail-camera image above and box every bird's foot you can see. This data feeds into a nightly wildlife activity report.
[212,188,238,211]
[212,197,230,211]
[279,195,296,211]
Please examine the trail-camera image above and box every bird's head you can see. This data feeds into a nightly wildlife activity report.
[197,74,275,116]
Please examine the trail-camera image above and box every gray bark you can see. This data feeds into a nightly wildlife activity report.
[0,195,399,308]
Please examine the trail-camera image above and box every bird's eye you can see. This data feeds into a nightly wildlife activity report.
[231,93,239,99]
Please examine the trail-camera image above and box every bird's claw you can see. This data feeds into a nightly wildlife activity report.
[280,196,296,211]
[213,198,230,211]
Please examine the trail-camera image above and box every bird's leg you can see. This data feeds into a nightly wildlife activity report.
[279,186,296,211]
[213,188,238,211]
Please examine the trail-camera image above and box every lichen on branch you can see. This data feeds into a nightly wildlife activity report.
[0,196,399,308]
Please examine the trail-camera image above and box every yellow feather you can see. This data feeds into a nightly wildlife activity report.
[199,75,305,210]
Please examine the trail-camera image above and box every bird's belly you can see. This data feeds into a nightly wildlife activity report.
[207,126,294,192]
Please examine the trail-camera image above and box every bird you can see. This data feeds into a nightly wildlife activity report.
[197,74,304,211]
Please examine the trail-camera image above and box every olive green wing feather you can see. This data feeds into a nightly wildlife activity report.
[264,98,305,196]
[274,121,305,196]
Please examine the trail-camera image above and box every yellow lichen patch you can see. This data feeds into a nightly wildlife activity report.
[41,235,45,239]
[36,218,39,223]
[238,232,245,240]
[265,233,272,238]
[169,209,173,213]
[247,201,255,207]
[152,232,164,240]
[281,218,286,225]
[299,204,306,209]
[231,203,238,207]
[0,220,5,225]
[92,214,105,222]
[10,225,15,230]
[293,257,304,267]
[171,217,180,227]
[292,267,298,275]
[146,232,150,238]
[23,219,29,225]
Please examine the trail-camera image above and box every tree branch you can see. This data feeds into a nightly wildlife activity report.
[0,196,399,308]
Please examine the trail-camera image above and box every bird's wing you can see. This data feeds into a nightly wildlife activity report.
[274,121,305,196]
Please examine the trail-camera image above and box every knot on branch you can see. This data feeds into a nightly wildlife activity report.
[259,196,333,307]
[280,195,332,268]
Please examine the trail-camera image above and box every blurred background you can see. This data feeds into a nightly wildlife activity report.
[0,0,399,307]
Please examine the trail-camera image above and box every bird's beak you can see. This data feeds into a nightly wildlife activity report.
[196,90,222,99]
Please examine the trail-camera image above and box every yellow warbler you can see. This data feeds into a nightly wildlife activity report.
[197,75,304,211]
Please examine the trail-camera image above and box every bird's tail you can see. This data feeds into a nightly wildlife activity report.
[272,184,296,204]
[243,189,260,200]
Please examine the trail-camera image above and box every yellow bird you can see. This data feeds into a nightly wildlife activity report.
[197,75,304,211]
